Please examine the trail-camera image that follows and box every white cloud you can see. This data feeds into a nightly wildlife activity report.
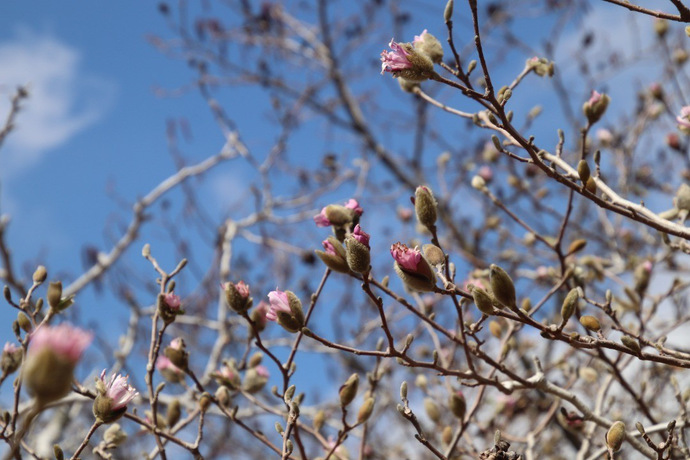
[0,29,115,171]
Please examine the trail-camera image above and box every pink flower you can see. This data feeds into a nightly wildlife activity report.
[163,292,181,310]
[29,323,92,364]
[344,199,363,216]
[322,239,338,256]
[215,363,236,381]
[390,242,422,272]
[98,370,138,411]
[255,365,270,378]
[588,90,603,105]
[677,106,690,130]
[413,29,428,45]
[642,260,653,273]
[380,39,413,75]
[253,301,270,328]
[3,342,19,354]
[352,225,370,247]
[266,290,291,322]
[313,207,331,227]
[235,281,250,297]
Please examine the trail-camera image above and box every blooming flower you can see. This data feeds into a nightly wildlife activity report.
[98,370,138,411]
[678,106,690,132]
[163,292,181,310]
[29,323,92,364]
[380,39,413,75]
[313,207,331,227]
[390,243,423,272]
[266,290,291,322]
[352,225,370,247]
[235,280,250,298]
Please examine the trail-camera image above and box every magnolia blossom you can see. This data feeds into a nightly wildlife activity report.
[163,292,181,310]
[156,355,184,377]
[313,207,331,227]
[390,242,422,272]
[677,106,690,130]
[322,239,338,256]
[216,363,237,381]
[344,198,364,216]
[266,290,291,322]
[380,39,413,75]
[29,323,92,364]
[352,225,370,247]
[99,370,138,411]
[235,281,250,298]
[588,90,603,105]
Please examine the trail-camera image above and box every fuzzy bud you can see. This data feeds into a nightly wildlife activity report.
[381,40,435,82]
[339,373,359,407]
[357,397,375,424]
[199,392,212,412]
[471,285,495,316]
[489,320,503,338]
[561,288,580,326]
[316,237,350,273]
[266,290,305,334]
[345,225,371,274]
[313,410,326,432]
[47,281,63,310]
[471,175,487,191]
[449,391,466,419]
[414,186,437,229]
[621,335,641,354]
[579,315,601,332]
[164,338,189,371]
[413,30,443,64]
[17,312,32,333]
[577,159,590,186]
[489,264,516,309]
[166,399,182,428]
[424,397,441,423]
[224,281,253,313]
[583,91,610,125]
[32,266,47,284]
[444,0,453,21]
[0,343,22,375]
[391,243,436,292]
[606,421,626,452]
[103,423,127,447]
[422,244,445,267]
[567,239,587,255]
[243,365,270,393]
[215,385,232,407]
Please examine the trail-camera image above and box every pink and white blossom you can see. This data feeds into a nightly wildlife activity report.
[413,29,428,45]
[266,290,291,322]
[313,207,331,227]
[99,369,138,411]
[677,106,690,130]
[156,355,184,375]
[380,39,413,75]
[588,90,603,105]
[390,242,422,272]
[344,198,363,216]
[29,323,92,364]
[163,292,181,310]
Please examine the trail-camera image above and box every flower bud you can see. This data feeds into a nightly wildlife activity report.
[224,281,253,313]
[567,239,587,255]
[156,356,185,383]
[579,315,601,332]
[676,184,690,211]
[583,91,610,125]
[158,292,183,324]
[442,425,453,445]
[266,290,305,333]
[313,409,326,432]
[444,0,453,21]
[164,338,189,371]
[103,423,127,447]
[243,365,270,393]
[489,320,503,338]
[471,175,487,191]
[47,281,63,309]
[391,243,436,292]
[422,244,445,267]
[199,392,212,412]
[316,237,350,273]
[577,159,590,186]
[357,397,375,424]
[413,30,443,64]
[400,381,408,400]
[17,312,32,333]
[489,264,516,309]
[212,361,241,389]
[424,397,441,423]
[1,343,22,375]
[166,399,182,428]
[325,205,355,226]
[23,324,92,406]
[606,421,626,452]
[54,445,64,460]
[345,225,371,274]
[526,56,555,77]
[470,285,495,316]
[248,352,263,368]
[414,186,437,229]
[339,373,359,407]
[561,288,580,326]
[215,385,232,407]
[621,335,641,354]
[634,260,652,294]
[32,266,47,284]
[585,177,597,194]
[449,391,466,419]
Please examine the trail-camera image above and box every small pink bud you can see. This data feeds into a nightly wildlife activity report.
[313,207,331,227]
[478,166,493,183]
[352,225,370,248]
[344,199,364,216]
[163,293,181,310]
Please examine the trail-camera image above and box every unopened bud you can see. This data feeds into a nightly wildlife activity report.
[400,381,408,400]
[489,264,516,309]
[471,285,495,316]
[103,423,127,446]
[424,397,441,423]
[577,159,590,186]
[357,397,375,424]
[345,235,371,274]
[199,392,212,412]
[568,239,587,255]
[166,399,182,428]
[471,175,487,191]
[606,421,626,452]
[449,391,466,419]
[561,288,580,325]
[621,335,641,354]
[339,374,359,407]
[422,244,444,267]
[17,312,32,333]
[414,186,437,229]
[313,409,326,432]
[489,320,503,338]
[54,445,64,460]
[32,266,47,284]
[583,91,610,125]
[579,315,601,332]
[444,0,453,21]
[47,281,63,309]
[215,385,232,407]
